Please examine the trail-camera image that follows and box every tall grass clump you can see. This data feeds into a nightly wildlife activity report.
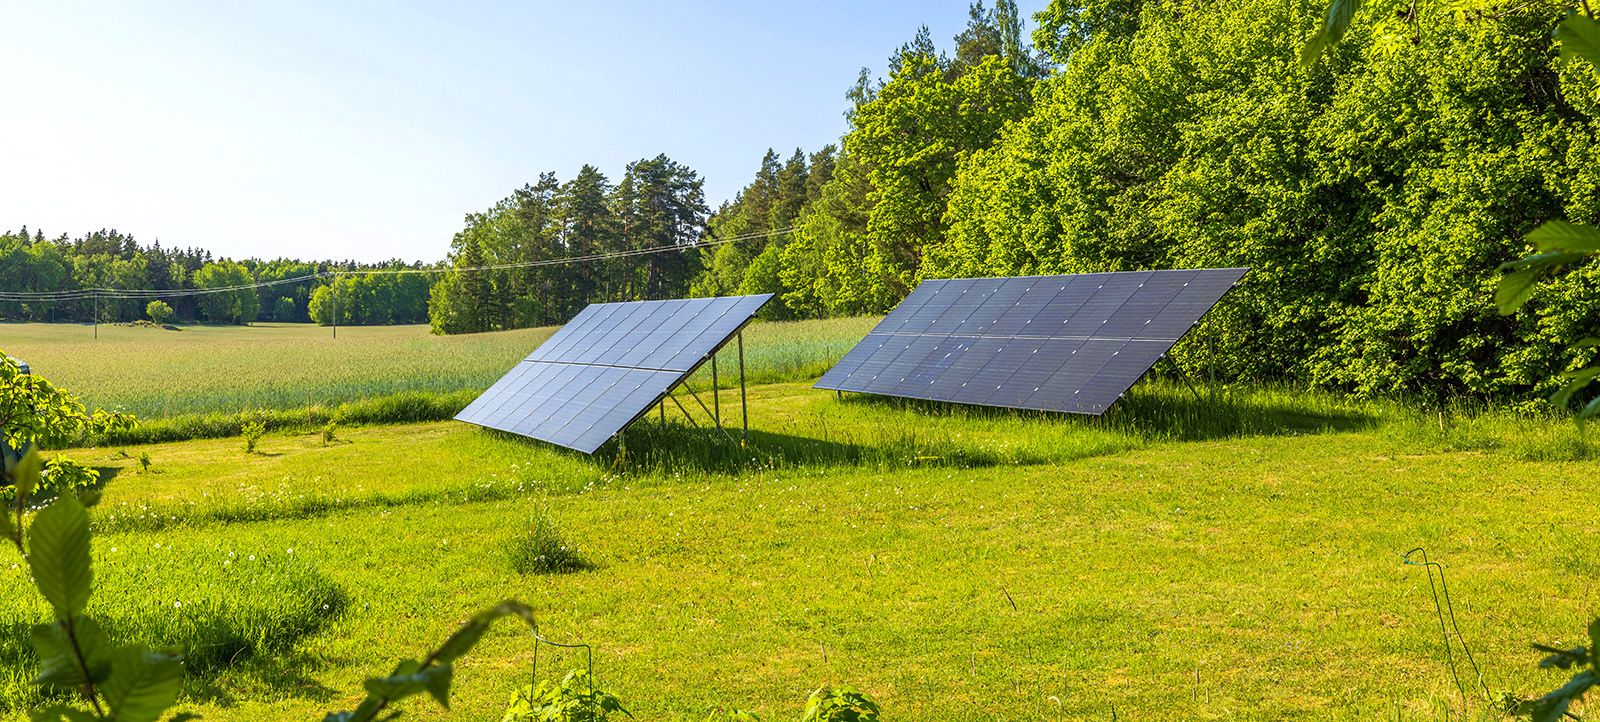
[94,389,478,446]
[508,512,590,574]
[0,544,346,710]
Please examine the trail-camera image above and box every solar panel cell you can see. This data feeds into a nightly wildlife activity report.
[815,269,1245,416]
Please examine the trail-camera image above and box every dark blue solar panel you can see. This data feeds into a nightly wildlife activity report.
[815,269,1246,415]
[458,294,773,453]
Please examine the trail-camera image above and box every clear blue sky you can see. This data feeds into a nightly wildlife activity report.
[0,1,1046,263]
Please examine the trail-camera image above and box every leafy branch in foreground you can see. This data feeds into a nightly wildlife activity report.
[3,444,543,722]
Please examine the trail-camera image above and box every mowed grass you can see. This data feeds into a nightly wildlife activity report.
[0,317,878,419]
[3,376,1595,720]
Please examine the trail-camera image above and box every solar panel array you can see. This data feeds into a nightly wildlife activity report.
[457,294,772,453]
[815,269,1247,414]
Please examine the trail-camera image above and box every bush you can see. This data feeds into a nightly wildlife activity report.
[242,419,266,454]
[502,669,629,722]
[321,417,340,446]
[145,299,173,325]
[802,687,880,722]
[508,512,589,575]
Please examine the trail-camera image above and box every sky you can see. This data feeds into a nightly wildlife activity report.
[0,1,1046,264]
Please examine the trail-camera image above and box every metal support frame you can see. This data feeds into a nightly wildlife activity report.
[738,331,748,439]
[529,627,596,719]
[1160,354,1204,402]
[653,329,751,443]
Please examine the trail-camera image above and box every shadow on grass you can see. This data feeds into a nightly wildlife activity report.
[832,380,1377,443]
[0,624,340,714]
[593,419,1021,476]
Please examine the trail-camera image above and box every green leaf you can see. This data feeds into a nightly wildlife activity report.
[1496,268,1541,315]
[1520,669,1598,722]
[361,661,453,709]
[432,600,533,666]
[1558,13,1600,71]
[1301,0,1363,67]
[1528,220,1600,254]
[1580,394,1600,421]
[101,646,183,722]
[32,618,112,688]
[1552,367,1600,409]
[15,447,43,503]
[28,495,93,620]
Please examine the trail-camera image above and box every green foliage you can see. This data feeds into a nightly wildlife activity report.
[240,420,266,455]
[703,708,761,722]
[40,457,100,496]
[501,669,630,722]
[0,353,131,499]
[321,417,339,446]
[1,449,182,722]
[191,261,260,325]
[142,301,172,326]
[329,601,539,722]
[0,353,133,453]
[136,452,151,474]
[1518,620,1600,721]
[430,157,707,335]
[4,443,540,722]
[800,687,879,722]
[308,271,431,327]
[507,512,589,575]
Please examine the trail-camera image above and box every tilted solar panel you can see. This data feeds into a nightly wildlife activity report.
[815,269,1247,414]
[457,294,773,453]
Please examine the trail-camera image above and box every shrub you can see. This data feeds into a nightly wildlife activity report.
[145,299,174,325]
[138,451,152,473]
[502,669,629,722]
[508,512,589,575]
[39,456,99,495]
[242,419,267,454]
[322,415,341,446]
[802,687,880,722]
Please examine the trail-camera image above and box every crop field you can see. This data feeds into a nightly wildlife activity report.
[0,317,877,418]
[2,319,1597,721]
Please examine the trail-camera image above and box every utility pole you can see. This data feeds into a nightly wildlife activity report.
[332,272,339,339]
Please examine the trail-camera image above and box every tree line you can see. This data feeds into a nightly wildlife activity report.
[426,154,708,333]
[0,228,434,326]
[686,0,1600,400]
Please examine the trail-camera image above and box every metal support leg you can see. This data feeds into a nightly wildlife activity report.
[711,353,721,428]
[1163,355,1203,402]
[666,391,701,428]
[738,331,748,440]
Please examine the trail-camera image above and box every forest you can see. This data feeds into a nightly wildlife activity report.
[434,0,1600,400]
[7,0,1600,401]
[0,228,433,326]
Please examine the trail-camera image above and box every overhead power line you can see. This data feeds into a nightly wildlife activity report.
[0,227,794,302]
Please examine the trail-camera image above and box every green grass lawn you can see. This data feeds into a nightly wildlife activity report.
[3,376,1594,720]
